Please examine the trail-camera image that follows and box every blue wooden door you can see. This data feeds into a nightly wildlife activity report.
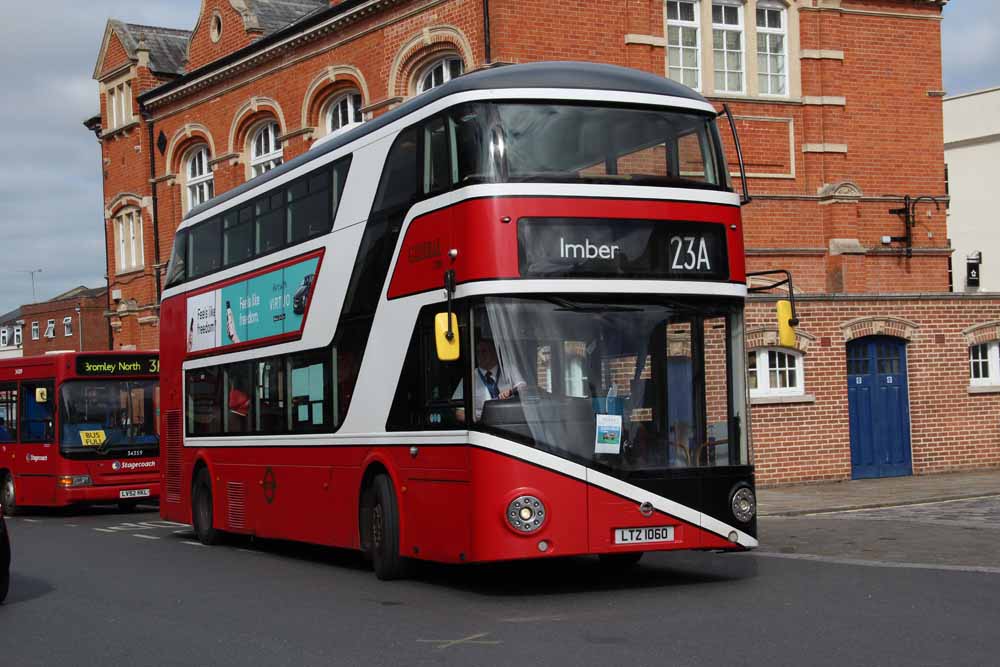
[847,337,912,479]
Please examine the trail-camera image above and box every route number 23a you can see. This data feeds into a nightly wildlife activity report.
[669,236,711,272]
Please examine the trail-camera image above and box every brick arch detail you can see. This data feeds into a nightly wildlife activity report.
[745,327,816,353]
[387,25,476,99]
[840,316,920,343]
[961,320,1000,346]
[105,192,144,218]
[164,123,217,176]
[227,96,287,155]
[302,65,370,133]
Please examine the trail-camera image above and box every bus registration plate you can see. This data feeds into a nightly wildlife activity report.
[119,489,150,499]
[614,526,674,545]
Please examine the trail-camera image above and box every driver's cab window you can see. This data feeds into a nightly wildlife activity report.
[388,305,467,430]
[21,381,54,442]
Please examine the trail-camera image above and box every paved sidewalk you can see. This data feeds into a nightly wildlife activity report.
[758,468,1000,516]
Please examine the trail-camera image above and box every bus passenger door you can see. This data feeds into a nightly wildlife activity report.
[17,381,57,505]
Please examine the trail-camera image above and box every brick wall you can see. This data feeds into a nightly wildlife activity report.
[20,293,110,357]
[747,295,1000,486]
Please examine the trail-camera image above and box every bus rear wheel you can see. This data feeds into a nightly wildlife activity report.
[599,552,644,569]
[192,468,221,546]
[367,474,407,581]
[0,472,16,517]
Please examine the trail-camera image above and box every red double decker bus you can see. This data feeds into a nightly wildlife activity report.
[0,352,160,513]
[159,62,768,579]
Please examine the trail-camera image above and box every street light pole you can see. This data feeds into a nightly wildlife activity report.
[75,306,83,352]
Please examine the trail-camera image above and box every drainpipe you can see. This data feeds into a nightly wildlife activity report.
[142,106,163,307]
[482,0,492,64]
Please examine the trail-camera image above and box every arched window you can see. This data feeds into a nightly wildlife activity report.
[185,146,214,212]
[748,347,803,397]
[327,91,363,134]
[417,56,464,93]
[250,122,283,177]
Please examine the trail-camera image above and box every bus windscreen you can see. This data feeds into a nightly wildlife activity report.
[59,380,160,452]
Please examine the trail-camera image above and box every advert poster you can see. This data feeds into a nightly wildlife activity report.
[186,256,319,353]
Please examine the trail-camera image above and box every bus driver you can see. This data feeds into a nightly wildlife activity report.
[453,337,526,422]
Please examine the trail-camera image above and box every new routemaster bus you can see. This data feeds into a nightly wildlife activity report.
[0,352,160,513]
[160,61,771,579]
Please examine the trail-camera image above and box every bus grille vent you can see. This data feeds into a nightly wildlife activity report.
[164,410,183,504]
[227,482,247,530]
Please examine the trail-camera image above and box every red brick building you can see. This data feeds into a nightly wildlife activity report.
[88,0,1000,485]
[17,287,110,357]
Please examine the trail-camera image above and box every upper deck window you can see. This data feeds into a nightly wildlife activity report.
[164,156,352,289]
[495,103,724,188]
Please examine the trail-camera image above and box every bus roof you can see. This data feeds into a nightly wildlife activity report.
[184,61,711,221]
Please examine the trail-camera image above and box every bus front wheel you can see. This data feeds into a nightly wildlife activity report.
[192,468,221,546]
[368,474,407,581]
[0,472,16,517]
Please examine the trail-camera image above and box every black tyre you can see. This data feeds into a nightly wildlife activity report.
[192,468,221,546]
[0,472,16,517]
[599,551,644,568]
[369,474,407,581]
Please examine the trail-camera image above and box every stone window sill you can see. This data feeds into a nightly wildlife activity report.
[750,393,816,405]
[968,385,1000,394]
[101,120,139,139]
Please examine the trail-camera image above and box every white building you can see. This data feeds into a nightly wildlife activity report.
[0,308,24,360]
[944,86,1000,292]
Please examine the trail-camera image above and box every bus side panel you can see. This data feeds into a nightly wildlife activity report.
[159,294,189,525]
[390,445,470,564]
[15,444,58,506]
[467,447,589,562]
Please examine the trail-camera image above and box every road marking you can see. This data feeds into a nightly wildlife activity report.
[417,633,502,649]
[22,518,39,523]
[500,615,567,623]
[182,540,208,547]
[65,523,79,527]
[134,534,161,540]
[750,551,1000,575]
[94,528,114,533]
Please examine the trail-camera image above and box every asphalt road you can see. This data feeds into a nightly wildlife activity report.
[1,500,998,666]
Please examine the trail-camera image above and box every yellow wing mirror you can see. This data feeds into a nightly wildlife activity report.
[776,300,796,348]
[435,313,460,361]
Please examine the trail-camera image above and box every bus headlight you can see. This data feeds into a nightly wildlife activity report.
[730,485,756,524]
[57,475,92,488]
[506,495,546,533]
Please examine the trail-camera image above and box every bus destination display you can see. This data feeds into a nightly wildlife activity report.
[76,355,159,377]
[518,218,728,280]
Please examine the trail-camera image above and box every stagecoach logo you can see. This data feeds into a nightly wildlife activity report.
[112,460,156,471]
[26,454,48,463]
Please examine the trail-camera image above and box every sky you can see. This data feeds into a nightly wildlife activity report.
[0,0,995,315]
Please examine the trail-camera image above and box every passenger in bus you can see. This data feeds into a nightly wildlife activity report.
[0,418,11,442]
[228,379,251,432]
[453,337,526,421]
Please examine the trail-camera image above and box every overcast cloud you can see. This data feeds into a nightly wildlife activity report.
[0,1,994,314]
